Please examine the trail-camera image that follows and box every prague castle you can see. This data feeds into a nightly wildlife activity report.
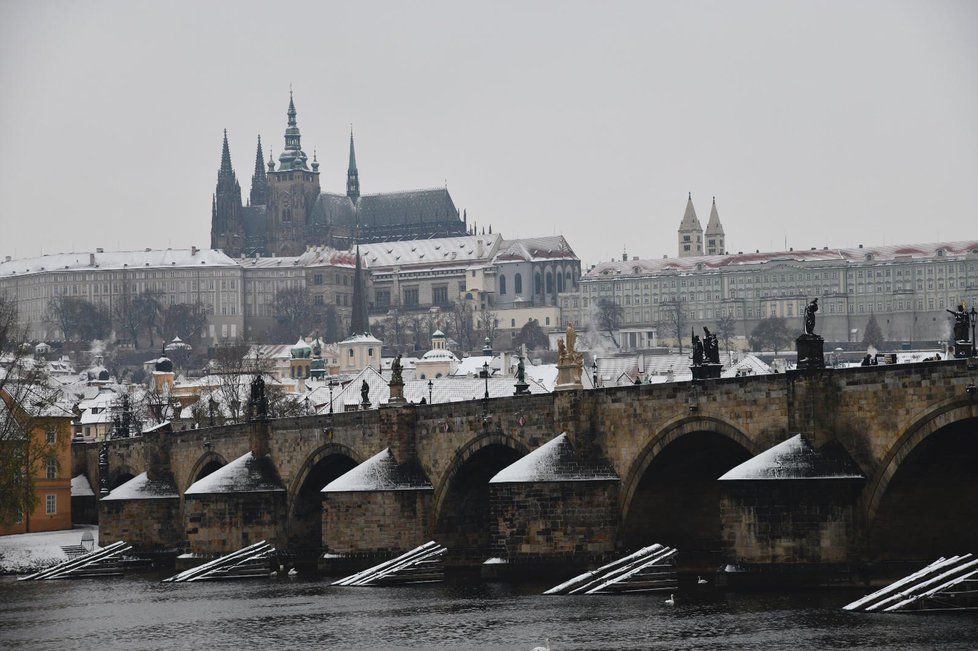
[211,93,469,257]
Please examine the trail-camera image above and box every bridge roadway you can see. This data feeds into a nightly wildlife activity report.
[77,358,978,580]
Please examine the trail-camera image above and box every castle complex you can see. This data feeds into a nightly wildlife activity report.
[211,93,469,257]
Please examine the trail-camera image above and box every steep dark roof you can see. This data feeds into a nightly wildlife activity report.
[311,188,461,229]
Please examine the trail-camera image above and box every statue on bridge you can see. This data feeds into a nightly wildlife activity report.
[388,353,406,404]
[514,355,531,395]
[360,379,371,408]
[248,373,269,420]
[946,303,976,358]
[797,298,826,370]
[555,323,584,390]
[804,298,819,335]
[703,327,721,365]
[691,330,704,367]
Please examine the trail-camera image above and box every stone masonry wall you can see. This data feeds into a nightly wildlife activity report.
[322,490,432,557]
[490,481,619,563]
[98,498,184,552]
[184,492,287,555]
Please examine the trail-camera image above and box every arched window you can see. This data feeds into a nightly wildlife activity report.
[499,275,507,295]
[556,272,564,293]
[514,273,523,294]
[535,273,542,294]
[546,272,554,293]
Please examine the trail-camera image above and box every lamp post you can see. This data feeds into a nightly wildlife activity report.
[591,359,598,388]
[303,396,310,416]
[208,396,217,427]
[328,379,335,414]
[482,361,490,400]
[428,379,434,404]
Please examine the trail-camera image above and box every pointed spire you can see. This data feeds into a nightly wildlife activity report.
[278,90,308,171]
[250,135,268,206]
[349,243,369,336]
[219,129,234,177]
[347,127,360,201]
[678,193,703,258]
[705,196,725,255]
[679,194,701,231]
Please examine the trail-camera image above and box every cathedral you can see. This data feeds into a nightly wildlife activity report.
[211,93,470,257]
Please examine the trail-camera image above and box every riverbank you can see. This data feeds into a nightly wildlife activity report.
[0,526,98,574]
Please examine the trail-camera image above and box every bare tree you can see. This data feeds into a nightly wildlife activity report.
[133,290,164,350]
[658,300,689,354]
[381,309,407,352]
[0,295,65,526]
[447,301,476,353]
[161,302,208,349]
[478,309,498,345]
[513,318,550,353]
[596,299,623,349]
[211,342,255,425]
[716,313,737,357]
[46,297,112,343]
[272,287,316,343]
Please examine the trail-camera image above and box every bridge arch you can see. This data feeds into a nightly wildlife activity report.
[184,451,228,492]
[432,432,529,564]
[864,399,978,560]
[620,416,757,566]
[286,443,362,556]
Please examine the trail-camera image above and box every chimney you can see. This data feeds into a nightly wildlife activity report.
[4,256,11,263]
[191,246,199,256]
[858,244,863,249]
[89,253,96,267]
[96,247,104,253]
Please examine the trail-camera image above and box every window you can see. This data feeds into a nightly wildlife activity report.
[348,348,354,357]
[514,273,523,294]
[433,286,449,306]
[46,459,57,479]
[45,494,56,515]
[46,428,56,444]
[375,290,391,310]
[499,275,507,295]
[313,274,323,285]
[403,288,419,308]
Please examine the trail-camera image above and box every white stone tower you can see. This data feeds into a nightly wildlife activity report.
[704,196,725,255]
[678,193,703,257]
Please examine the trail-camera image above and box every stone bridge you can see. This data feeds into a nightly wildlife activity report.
[76,359,978,580]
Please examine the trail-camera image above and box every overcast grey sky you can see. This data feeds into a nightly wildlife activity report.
[1,1,975,266]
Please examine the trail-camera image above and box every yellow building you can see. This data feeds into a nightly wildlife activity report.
[0,389,74,535]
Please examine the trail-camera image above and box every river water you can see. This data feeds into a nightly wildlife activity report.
[1,574,976,649]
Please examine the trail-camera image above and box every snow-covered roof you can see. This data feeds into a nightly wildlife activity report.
[0,248,238,279]
[70,474,94,497]
[184,451,284,495]
[490,433,618,483]
[102,472,180,501]
[721,354,774,379]
[321,448,432,493]
[339,333,383,345]
[587,239,978,278]
[359,234,501,269]
[420,349,459,362]
[719,434,864,481]
[494,236,578,263]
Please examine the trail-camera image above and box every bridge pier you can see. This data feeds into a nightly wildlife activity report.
[487,433,620,575]
[183,421,288,557]
[717,434,866,586]
[98,428,183,554]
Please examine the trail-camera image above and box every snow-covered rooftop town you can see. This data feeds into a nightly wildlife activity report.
[2,2,978,647]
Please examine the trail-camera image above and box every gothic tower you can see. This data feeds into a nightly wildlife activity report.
[211,130,244,255]
[249,135,268,206]
[266,91,321,256]
[705,196,725,255]
[349,241,369,336]
[677,193,703,258]
[347,129,360,202]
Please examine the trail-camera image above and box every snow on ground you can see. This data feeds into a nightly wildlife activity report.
[0,525,98,574]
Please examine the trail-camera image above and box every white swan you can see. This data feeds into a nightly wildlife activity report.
[530,638,551,651]
[697,576,708,584]
[664,593,675,606]
[288,567,298,576]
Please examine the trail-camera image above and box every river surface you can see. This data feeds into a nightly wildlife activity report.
[1,574,976,650]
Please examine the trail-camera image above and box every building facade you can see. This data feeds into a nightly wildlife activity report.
[211,93,472,257]
[569,240,978,348]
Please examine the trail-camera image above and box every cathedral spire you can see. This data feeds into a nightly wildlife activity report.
[677,193,704,258]
[250,135,268,206]
[347,127,360,202]
[278,90,309,171]
[705,196,725,255]
[219,129,234,178]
